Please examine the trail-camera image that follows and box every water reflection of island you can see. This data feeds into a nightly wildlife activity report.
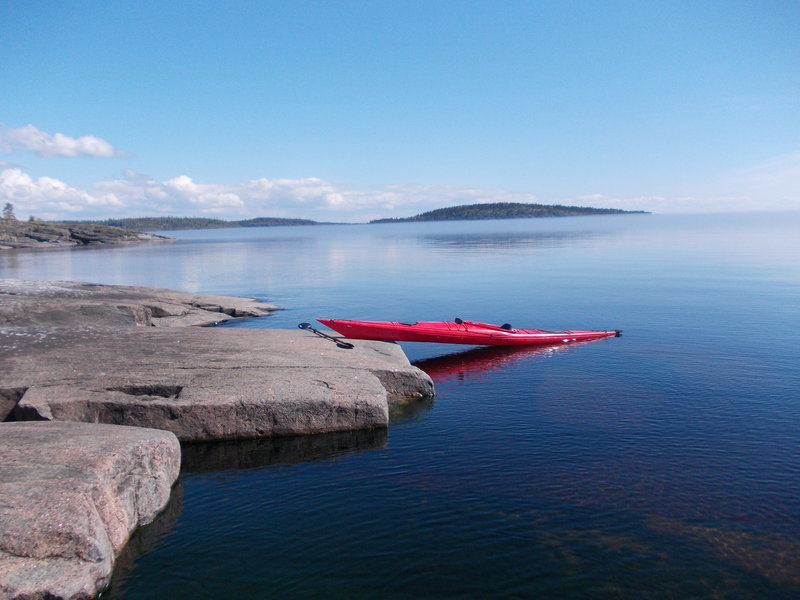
[413,341,595,383]
[420,230,607,254]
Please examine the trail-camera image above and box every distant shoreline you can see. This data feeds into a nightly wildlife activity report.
[1,202,649,249]
[69,216,326,231]
[42,202,647,233]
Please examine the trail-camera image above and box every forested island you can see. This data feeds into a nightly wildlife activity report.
[369,202,647,223]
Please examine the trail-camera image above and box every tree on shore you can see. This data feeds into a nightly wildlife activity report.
[2,203,16,221]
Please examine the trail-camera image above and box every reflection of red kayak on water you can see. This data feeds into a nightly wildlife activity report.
[414,340,607,383]
[317,318,621,347]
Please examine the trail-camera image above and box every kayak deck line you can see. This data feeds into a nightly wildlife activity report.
[317,318,621,347]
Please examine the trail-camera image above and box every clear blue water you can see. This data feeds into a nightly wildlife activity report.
[2,213,799,598]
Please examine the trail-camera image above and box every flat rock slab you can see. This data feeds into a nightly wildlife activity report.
[0,421,180,600]
[0,279,278,328]
[2,327,434,441]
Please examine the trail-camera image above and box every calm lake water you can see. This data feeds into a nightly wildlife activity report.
[2,213,799,599]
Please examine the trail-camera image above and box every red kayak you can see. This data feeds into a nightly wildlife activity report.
[317,318,621,347]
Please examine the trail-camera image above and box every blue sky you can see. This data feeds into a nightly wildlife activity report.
[1,0,798,222]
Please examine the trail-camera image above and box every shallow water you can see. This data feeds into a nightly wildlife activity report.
[3,213,799,598]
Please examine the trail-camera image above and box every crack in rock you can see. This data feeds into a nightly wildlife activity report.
[106,385,183,399]
[1,387,28,421]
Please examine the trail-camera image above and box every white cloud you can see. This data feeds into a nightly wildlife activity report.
[657,151,800,213]
[569,151,800,214]
[0,124,122,158]
[731,151,800,206]
[240,177,350,209]
[3,168,546,221]
[3,150,800,222]
[0,167,122,216]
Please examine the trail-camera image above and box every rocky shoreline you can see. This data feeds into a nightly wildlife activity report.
[0,279,435,598]
[0,219,172,250]
[0,422,180,600]
[0,279,279,328]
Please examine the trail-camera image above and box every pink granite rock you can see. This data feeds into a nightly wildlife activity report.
[0,421,180,600]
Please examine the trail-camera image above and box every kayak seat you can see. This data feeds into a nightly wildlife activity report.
[501,323,512,330]
[399,322,418,326]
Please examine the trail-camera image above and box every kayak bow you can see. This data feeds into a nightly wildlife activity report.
[317,318,621,346]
